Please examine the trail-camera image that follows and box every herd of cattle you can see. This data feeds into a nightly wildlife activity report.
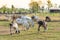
[9,15,51,35]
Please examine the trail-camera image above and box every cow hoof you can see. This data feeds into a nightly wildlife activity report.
[18,30,20,33]
[15,30,20,34]
[10,33,12,35]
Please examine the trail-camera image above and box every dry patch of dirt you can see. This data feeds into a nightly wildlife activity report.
[0,26,10,35]
[0,26,25,35]
[54,27,60,31]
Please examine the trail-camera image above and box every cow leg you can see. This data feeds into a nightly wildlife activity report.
[15,30,20,34]
[38,24,41,32]
[26,23,30,30]
[43,24,47,32]
[15,28,20,33]
[10,24,13,35]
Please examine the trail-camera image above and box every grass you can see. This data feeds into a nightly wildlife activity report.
[0,13,60,40]
[0,21,10,27]
[0,22,60,40]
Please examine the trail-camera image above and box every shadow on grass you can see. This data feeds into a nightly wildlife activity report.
[12,31,45,37]
[0,32,37,36]
[48,20,60,22]
[0,31,45,37]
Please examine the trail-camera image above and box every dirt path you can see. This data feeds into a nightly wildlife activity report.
[0,26,11,35]
[0,26,25,35]
[0,25,60,35]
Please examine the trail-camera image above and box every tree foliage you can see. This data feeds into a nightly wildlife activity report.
[47,0,52,9]
[0,5,7,13]
[0,5,31,14]
[29,2,40,13]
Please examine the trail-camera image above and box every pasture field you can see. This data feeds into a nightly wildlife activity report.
[0,13,60,40]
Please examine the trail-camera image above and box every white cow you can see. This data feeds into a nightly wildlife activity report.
[31,15,40,22]
[10,21,20,35]
[16,15,34,30]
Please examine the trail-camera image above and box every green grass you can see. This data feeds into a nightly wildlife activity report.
[0,13,60,40]
[0,22,60,40]
[0,21,10,27]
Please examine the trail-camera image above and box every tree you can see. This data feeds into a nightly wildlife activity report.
[6,8,11,14]
[38,0,42,7]
[29,2,40,13]
[47,0,52,10]
[11,5,16,13]
[0,5,7,13]
[37,0,43,12]
[11,5,14,11]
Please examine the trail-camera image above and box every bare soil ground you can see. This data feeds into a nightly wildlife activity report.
[0,25,60,35]
[0,26,26,35]
[0,26,10,35]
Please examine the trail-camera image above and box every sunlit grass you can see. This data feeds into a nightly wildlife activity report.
[0,13,60,40]
[0,22,60,40]
[0,21,10,27]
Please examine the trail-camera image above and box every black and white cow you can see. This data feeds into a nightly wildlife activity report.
[9,21,20,35]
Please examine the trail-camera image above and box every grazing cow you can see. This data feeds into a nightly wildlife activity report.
[31,15,40,22]
[31,16,47,31]
[37,20,47,32]
[31,15,47,32]
[45,16,51,22]
[10,21,20,35]
[16,15,34,30]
